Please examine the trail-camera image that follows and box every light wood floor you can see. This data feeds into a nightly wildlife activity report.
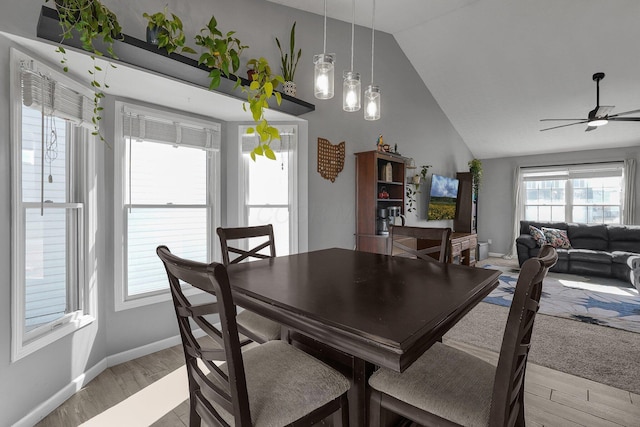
[33,338,640,427]
[35,257,640,427]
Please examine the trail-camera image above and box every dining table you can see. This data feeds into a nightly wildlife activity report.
[226,247,501,426]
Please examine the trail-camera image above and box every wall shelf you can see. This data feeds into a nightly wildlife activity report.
[36,6,315,117]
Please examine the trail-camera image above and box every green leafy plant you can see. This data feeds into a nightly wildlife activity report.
[194,15,248,90]
[468,158,483,198]
[46,0,122,142]
[143,7,196,55]
[275,21,302,81]
[405,165,431,213]
[242,57,285,161]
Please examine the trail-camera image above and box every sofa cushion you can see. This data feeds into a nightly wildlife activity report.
[611,251,638,265]
[542,227,571,248]
[529,225,546,246]
[516,234,537,249]
[568,249,612,264]
[608,225,640,252]
[567,223,609,251]
[520,221,568,235]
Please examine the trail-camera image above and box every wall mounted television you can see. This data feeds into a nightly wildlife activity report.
[427,174,459,220]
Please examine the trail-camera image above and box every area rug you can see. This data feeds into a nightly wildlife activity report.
[444,302,640,394]
[482,264,640,334]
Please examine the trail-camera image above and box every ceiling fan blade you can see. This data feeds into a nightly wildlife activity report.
[540,119,586,122]
[608,117,640,121]
[609,109,640,118]
[585,126,598,132]
[540,120,588,131]
[595,105,614,118]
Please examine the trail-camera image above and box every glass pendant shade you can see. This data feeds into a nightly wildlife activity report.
[343,71,361,112]
[314,53,335,99]
[364,85,381,120]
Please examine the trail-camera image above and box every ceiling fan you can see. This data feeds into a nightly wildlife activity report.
[540,72,640,132]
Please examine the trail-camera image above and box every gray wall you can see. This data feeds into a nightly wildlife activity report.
[478,146,640,256]
[0,0,472,424]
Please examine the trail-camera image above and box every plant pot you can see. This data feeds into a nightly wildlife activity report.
[146,26,168,45]
[247,69,257,81]
[283,81,297,97]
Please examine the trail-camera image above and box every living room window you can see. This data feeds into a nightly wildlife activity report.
[520,162,626,224]
[114,103,221,310]
[240,126,298,255]
[10,49,97,361]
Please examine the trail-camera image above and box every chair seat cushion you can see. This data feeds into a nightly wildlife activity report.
[369,342,495,427]
[237,309,281,342]
[212,341,350,426]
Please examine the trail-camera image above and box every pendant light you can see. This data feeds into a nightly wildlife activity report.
[314,0,335,99]
[364,0,380,120]
[343,0,361,111]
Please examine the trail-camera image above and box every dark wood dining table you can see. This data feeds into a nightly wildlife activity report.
[226,247,501,426]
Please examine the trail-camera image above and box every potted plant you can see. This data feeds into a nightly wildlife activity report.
[46,0,122,142]
[405,165,431,213]
[275,21,302,97]
[242,57,285,161]
[468,158,482,199]
[143,7,196,55]
[194,15,248,90]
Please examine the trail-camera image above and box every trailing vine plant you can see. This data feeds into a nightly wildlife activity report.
[406,165,431,213]
[195,15,248,90]
[46,0,122,143]
[143,7,196,55]
[242,57,285,160]
[468,158,483,199]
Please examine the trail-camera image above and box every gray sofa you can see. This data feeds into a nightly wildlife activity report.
[516,221,640,288]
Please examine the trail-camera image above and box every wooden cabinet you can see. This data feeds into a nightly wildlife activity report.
[449,232,478,266]
[454,172,477,234]
[355,151,407,254]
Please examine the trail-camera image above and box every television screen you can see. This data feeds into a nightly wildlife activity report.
[427,174,459,220]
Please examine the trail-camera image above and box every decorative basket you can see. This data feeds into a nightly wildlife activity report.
[283,81,297,97]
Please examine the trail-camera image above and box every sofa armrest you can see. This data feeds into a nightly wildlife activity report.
[516,234,537,249]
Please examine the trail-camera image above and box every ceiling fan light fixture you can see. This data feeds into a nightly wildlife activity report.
[588,118,608,127]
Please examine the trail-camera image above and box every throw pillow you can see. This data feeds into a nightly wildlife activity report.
[529,225,546,247]
[542,227,571,249]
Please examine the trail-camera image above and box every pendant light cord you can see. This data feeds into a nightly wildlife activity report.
[323,0,327,53]
[370,0,376,84]
[350,0,355,71]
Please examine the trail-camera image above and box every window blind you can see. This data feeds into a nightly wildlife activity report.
[521,162,623,181]
[241,128,296,153]
[123,110,221,151]
[20,68,94,130]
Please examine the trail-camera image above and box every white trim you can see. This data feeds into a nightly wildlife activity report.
[10,48,97,362]
[12,329,208,427]
[113,101,221,311]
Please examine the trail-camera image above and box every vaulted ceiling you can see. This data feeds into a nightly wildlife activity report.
[268,0,640,159]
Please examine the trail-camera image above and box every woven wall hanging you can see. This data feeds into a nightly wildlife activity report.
[317,137,345,182]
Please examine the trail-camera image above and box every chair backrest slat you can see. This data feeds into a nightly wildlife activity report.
[217,225,276,266]
[389,226,452,263]
[157,245,253,425]
[489,244,557,426]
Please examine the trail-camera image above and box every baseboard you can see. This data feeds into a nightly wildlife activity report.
[488,252,507,258]
[13,359,107,427]
[13,329,206,427]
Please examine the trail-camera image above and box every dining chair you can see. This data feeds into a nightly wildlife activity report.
[216,225,281,343]
[157,245,351,427]
[388,226,452,263]
[368,245,558,427]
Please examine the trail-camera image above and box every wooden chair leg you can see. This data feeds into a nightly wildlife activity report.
[333,394,350,427]
[369,389,385,427]
[189,396,201,427]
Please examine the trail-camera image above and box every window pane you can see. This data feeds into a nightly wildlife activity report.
[524,206,538,220]
[127,141,206,205]
[245,153,289,205]
[573,206,587,223]
[24,208,73,331]
[248,207,290,256]
[127,207,208,296]
[22,106,68,203]
[551,206,565,221]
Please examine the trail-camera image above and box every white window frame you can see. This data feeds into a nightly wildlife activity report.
[113,102,221,311]
[519,162,625,224]
[239,125,299,254]
[10,49,97,361]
